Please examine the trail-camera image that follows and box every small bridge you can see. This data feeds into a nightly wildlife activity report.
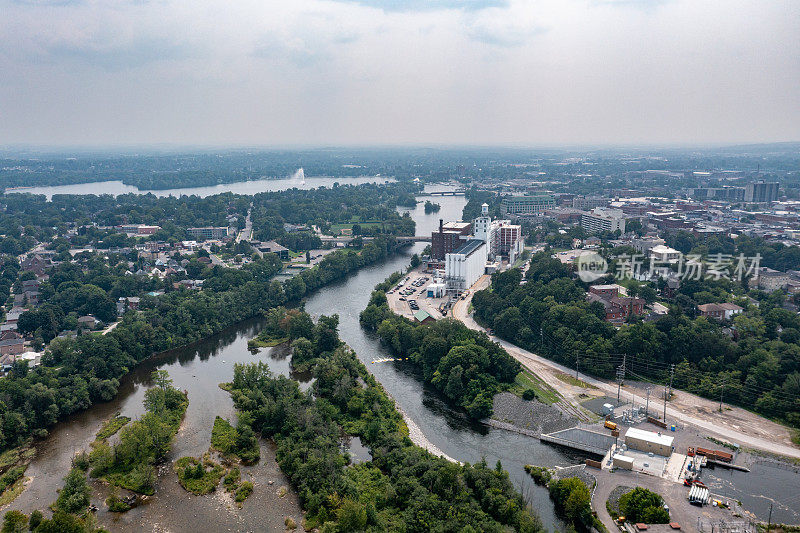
[396,236,431,244]
[427,190,466,196]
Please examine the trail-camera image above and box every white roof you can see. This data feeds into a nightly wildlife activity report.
[625,427,674,447]
[650,245,680,255]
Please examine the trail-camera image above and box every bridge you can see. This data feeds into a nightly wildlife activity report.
[396,236,431,245]
[427,190,466,196]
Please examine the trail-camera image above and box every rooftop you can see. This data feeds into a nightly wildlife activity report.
[625,427,674,447]
[453,239,485,257]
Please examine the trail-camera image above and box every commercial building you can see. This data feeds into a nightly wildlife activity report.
[649,245,681,263]
[473,203,523,262]
[445,239,487,294]
[187,227,233,240]
[500,194,556,217]
[572,196,609,210]
[631,237,666,254]
[118,224,161,235]
[496,222,523,263]
[690,187,745,202]
[744,181,779,203]
[256,240,290,260]
[431,220,472,260]
[753,267,789,292]
[581,208,626,234]
[624,427,674,457]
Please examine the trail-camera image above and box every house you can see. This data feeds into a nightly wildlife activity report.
[0,331,25,356]
[5,307,24,325]
[697,303,743,321]
[587,290,645,323]
[20,255,51,276]
[413,310,436,324]
[77,315,99,329]
[589,284,622,299]
[662,276,680,298]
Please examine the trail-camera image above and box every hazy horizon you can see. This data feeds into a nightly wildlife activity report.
[2,0,798,146]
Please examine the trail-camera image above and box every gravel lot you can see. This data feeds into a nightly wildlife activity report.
[492,392,578,435]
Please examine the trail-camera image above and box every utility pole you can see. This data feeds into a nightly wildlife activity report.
[645,387,652,417]
[663,363,675,422]
[719,377,726,412]
[767,502,773,532]
[616,354,626,403]
[575,352,579,380]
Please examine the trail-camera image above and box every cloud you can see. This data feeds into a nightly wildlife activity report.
[0,0,797,145]
[41,36,191,70]
[328,0,508,12]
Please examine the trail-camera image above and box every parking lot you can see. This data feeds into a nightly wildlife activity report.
[386,268,454,321]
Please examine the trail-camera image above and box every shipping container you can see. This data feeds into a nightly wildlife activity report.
[695,447,733,462]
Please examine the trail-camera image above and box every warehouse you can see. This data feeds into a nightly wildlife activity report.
[624,427,674,457]
[445,239,487,294]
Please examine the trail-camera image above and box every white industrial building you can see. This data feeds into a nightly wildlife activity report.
[445,239,487,293]
[624,427,674,457]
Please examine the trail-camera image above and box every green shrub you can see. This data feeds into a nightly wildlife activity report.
[522,389,536,401]
[28,510,42,530]
[175,457,225,495]
[523,465,552,485]
[619,487,670,524]
[223,468,240,491]
[106,493,132,513]
[0,467,25,494]
[234,481,253,503]
[1,510,27,533]
[54,468,90,514]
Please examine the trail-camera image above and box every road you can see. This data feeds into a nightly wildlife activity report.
[450,276,800,460]
[236,208,253,243]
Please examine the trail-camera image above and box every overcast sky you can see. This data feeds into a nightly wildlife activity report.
[1,0,798,147]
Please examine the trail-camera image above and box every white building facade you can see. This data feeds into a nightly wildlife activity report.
[445,239,487,293]
[581,208,626,234]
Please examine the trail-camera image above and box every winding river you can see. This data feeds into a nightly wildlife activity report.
[3,188,583,530]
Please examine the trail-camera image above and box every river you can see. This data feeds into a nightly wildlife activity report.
[5,176,393,200]
[4,189,586,531]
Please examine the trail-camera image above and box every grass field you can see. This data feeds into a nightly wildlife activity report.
[511,369,561,405]
[555,372,597,389]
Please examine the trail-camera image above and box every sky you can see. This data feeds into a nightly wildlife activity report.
[0,0,798,147]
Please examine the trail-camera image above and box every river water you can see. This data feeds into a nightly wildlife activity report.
[5,176,393,200]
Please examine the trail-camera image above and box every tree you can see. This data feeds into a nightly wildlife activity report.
[1,511,27,533]
[54,468,90,514]
[619,487,669,524]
